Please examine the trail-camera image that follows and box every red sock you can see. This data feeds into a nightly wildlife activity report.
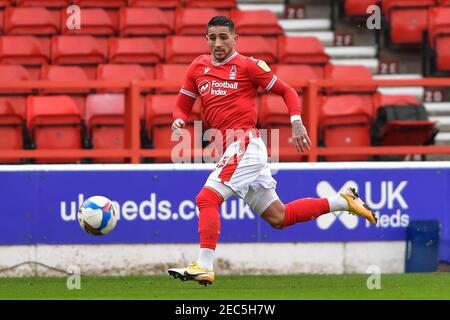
[196,188,223,250]
[281,198,330,229]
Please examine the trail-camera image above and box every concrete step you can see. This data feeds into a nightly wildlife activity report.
[429,116,450,131]
[330,58,379,73]
[373,74,423,80]
[435,132,450,144]
[237,3,284,16]
[424,103,450,116]
[325,46,377,59]
[285,31,334,45]
[279,19,331,32]
[377,87,425,100]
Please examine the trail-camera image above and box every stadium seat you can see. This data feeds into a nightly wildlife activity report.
[319,95,373,161]
[165,36,209,63]
[154,63,189,94]
[51,36,108,65]
[230,9,283,36]
[185,0,236,8]
[62,8,117,36]
[344,0,380,16]
[258,94,305,162]
[97,64,154,93]
[146,94,202,162]
[0,0,13,7]
[109,37,165,64]
[235,36,278,64]
[73,0,126,7]
[428,7,450,72]
[0,65,33,94]
[40,65,91,94]
[383,0,435,45]
[0,36,50,65]
[272,64,323,92]
[4,7,60,35]
[120,7,174,36]
[128,0,182,8]
[175,8,221,35]
[278,36,329,65]
[374,93,421,113]
[85,94,128,163]
[439,0,450,5]
[324,64,377,94]
[16,0,70,7]
[26,95,83,163]
[0,96,26,163]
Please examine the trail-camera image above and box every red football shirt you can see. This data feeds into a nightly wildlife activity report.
[177,51,281,134]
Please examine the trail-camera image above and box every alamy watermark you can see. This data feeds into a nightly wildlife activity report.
[66,5,81,30]
[66,265,81,290]
[366,265,382,290]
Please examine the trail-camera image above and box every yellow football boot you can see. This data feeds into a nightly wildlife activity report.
[340,186,378,225]
[168,263,215,286]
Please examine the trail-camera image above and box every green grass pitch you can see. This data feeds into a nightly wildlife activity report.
[1,273,449,300]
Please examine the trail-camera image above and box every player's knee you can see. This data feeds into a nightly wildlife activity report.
[270,217,284,230]
[196,187,223,208]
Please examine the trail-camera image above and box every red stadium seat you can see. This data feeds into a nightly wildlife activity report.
[0,96,26,163]
[154,63,188,94]
[235,36,278,64]
[120,7,174,36]
[26,95,83,163]
[73,0,126,7]
[320,95,373,161]
[146,94,202,162]
[175,8,221,35]
[344,0,380,16]
[85,94,128,163]
[324,64,376,94]
[62,8,117,36]
[4,7,60,35]
[52,36,108,65]
[16,0,70,7]
[40,65,91,94]
[109,37,165,64]
[185,0,236,8]
[0,0,13,7]
[272,64,323,92]
[258,94,305,162]
[438,0,450,5]
[428,7,450,71]
[128,0,182,8]
[0,65,32,94]
[165,36,209,63]
[97,64,154,93]
[383,0,435,45]
[0,36,50,65]
[231,9,283,36]
[278,36,329,65]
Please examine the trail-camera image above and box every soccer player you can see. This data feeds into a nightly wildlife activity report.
[168,16,377,286]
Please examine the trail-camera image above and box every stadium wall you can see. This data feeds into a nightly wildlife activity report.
[0,163,448,276]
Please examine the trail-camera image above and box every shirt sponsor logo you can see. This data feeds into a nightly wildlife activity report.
[198,79,211,96]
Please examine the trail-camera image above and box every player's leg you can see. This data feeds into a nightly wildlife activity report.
[168,180,235,286]
[257,187,377,229]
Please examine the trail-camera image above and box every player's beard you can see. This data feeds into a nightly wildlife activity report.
[213,49,228,62]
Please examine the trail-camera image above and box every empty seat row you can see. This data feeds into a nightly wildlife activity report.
[0,0,237,8]
[0,7,277,36]
[0,35,329,65]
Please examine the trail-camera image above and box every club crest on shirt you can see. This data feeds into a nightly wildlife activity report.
[229,65,237,80]
[257,60,271,72]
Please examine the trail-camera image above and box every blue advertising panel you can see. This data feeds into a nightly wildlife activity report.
[0,164,449,261]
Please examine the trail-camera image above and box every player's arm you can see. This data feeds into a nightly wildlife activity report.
[269,79,311,152]
[247,59,311,152]
[172,63,198,134]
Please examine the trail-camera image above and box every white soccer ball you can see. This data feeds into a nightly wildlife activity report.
[78,196,118,236]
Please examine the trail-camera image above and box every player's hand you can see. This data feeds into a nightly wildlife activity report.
[292,120,311,152]
[171,119,186,136]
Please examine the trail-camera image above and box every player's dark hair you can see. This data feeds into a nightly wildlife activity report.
[207,16,235,33]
